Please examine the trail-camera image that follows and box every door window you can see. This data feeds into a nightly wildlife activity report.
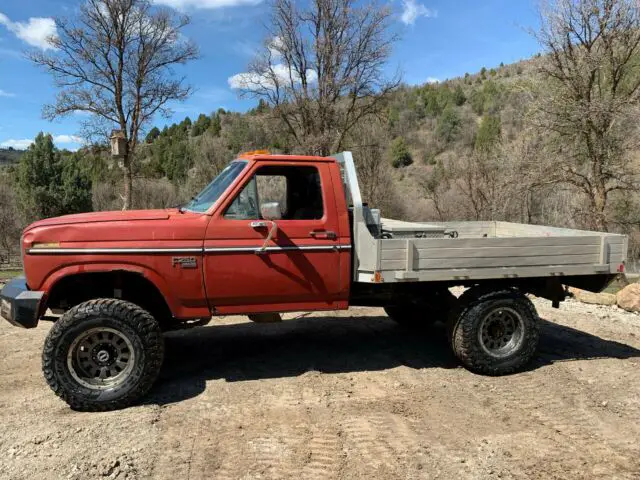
[224,165,324,220]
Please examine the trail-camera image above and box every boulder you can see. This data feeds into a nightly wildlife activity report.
[616,283,640,312]
[568,287,617,306]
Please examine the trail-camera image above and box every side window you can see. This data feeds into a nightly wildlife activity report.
[257,175,288,217]
[224,165,324,220]
[224,177,258,219]
[283,166,323,220]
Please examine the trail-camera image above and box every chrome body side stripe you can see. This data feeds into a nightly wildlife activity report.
[27,245,352,255]
[27,247,203,255]
[204,245,352,253]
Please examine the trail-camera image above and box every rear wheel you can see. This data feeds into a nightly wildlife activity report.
[448,289,539,375]
[42,299,164,411]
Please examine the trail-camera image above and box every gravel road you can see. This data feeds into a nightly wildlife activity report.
[1,296,639,479]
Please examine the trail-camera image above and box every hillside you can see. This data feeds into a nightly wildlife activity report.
[3,54,639,261]
[131,56,549,221]
[0,148,23,166]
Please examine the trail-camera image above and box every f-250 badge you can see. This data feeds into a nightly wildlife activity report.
[172,257,197,269]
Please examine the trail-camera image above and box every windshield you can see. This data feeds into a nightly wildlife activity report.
[183,160,248,213]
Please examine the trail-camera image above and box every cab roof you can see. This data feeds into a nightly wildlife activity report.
[238,153,336,163]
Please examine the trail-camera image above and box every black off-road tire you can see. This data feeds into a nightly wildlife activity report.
[385,290,457,328]
[42,299,164,411]
[448,289,539,375]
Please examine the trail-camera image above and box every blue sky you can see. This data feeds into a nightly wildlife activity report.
[0,0,541,151]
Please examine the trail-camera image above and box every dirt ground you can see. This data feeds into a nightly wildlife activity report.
[1,295,640,480]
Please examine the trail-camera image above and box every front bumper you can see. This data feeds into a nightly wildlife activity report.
[0,277,44,329]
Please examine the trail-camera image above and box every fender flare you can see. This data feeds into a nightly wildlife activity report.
[40,262,181,316]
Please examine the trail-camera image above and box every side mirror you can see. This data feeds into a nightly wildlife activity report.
[260,202,282,221]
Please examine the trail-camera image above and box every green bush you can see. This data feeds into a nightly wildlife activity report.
[475,115,502,152]
[436,106,461,144]
[389,137,413,168]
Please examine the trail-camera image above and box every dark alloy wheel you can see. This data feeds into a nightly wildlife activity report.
[477,307,525,358]
[448,289,539,375]
[67,327,136,389]
[42,299,164,411]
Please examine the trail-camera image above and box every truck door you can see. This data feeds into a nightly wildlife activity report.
[203,161,348,314]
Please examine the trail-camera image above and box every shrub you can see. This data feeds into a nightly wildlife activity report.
[389,137,413,168]
[436,106,461,144]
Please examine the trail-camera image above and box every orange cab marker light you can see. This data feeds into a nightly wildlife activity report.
[238,149,271,158]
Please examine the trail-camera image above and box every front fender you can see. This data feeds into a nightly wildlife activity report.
[40,262,209,320]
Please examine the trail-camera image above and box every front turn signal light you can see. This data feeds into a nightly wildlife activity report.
[31,242,61,249]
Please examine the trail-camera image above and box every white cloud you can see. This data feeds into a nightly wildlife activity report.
[1,135,82,150]
[0,12,57,50]
[1,138,32,149]
[400,0,436,26]
[228,63,317,90]
[54,135,83,144]
[152,0,262,9]
[0,88,15,97]
[426,77,440,84]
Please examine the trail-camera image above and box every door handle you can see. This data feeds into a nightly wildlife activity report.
[310,230,337,240]
[250,221,269,228]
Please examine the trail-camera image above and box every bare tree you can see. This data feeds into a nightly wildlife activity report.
[233,0,400,156]
[31,0,198,210]
[419,160,450,221]
[532,0,640,230]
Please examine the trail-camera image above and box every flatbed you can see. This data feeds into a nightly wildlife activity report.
[337,152,624,289]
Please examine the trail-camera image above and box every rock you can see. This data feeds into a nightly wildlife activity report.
[568,287,617,306]
[616,283,640,312]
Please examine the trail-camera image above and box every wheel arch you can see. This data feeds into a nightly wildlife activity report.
[42,265,175,326]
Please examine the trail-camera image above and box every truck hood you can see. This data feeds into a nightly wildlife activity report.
[24,210,171,231]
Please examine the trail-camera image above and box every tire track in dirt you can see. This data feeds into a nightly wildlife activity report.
[485,368,640,478]
[339,410,422,478]
[298,424,344,480]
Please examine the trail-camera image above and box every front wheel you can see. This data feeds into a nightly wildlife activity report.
[448,289,539,375]
[42,299,164,411]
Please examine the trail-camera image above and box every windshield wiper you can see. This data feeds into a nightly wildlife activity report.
[171,196,196,214]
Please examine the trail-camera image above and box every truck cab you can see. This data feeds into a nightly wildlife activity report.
[197,153,352,315]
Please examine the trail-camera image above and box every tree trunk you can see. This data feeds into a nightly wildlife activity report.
[122,156,132,211]
[588,186,608,232]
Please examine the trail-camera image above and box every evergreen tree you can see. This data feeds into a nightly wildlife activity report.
[453,85,466,106]
[191,113,211,137]
[145,127,160,143]
[210,113,222,136]
[389,137,413,168]
[16,133,92,221]
[60,152,93,213]
[436,106,461,144]
[475,115,502,153]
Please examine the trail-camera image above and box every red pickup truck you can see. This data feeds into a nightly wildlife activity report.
[1,151,625,411]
